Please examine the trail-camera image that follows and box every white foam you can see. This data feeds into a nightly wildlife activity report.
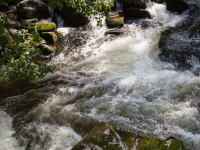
[0,109,23,150]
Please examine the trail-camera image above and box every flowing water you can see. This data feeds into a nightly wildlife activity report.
[0,2,200,150]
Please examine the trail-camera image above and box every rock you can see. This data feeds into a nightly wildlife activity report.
[59,4,76,20]
[16,0,50,19]
[63,11,89,27]
[151,0,165,4]
[8,28,45,47]
[36,22,56,32]
[166,0,188,13]
[5,19,20,29]
[123,0,147,9]
[40,32,57,43]
[126,7,151,18]
[104,30,124,35]
[0,30,14,47]
[72,122,186,150]
[106,12,124,28]
[21,18,38,26]
[39,44,54,55]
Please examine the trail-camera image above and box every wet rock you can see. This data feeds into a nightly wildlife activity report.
[106,11,124,28]
[72,122,186,150]
[36,22,56,32]
[39,43,54,55]
[40,32,58,44]
[105,30,124,35]
[16,0,50,19]
[123,0,147,9]
[166,0,188,13]
[126,7,151,19]
[106,16,124,28]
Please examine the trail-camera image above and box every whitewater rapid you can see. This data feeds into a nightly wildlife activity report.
[1,2,200,150]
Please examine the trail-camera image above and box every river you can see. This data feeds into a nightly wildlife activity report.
[0,1,200,150]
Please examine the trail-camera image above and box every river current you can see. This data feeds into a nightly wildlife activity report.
[0,2,200,150]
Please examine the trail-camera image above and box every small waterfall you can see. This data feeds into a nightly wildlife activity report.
[116,0,123,12]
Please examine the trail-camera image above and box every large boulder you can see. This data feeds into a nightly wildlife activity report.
[63,11,89,27]
[16,0,50,19]
[126,7,151,18]
[166,0,188,13]
[72,122,186,150]
[123,0,147,9]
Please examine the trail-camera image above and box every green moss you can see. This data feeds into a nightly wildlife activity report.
[137,137,165,150]
[168,139,186,150]
[106,16,124,28]
[36,22,56,32]
[116,129,136,149]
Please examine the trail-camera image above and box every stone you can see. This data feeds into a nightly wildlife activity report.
[40,32,58,43]
[0,30,14,47]
[151,0,165,4]
[5,19,20,29]
[36,22,56,32]
[63,11,89,27]
[104,30,124,35]
[126,7,151,18]
[106,16,124,28]
[16,0,50,19]
[72,122,186,150]
[123,0,147,9]
[21,18,38,26]
[39,44,54,55]
[166,0,188,13]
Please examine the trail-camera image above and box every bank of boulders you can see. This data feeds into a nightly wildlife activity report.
[106,0,189,28]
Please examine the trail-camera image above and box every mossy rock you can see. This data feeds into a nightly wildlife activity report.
[106,16,124,28]
[40,32,58,44]
[36,22,56,32]
[72,122,186,150]
[39,44,54,55]
[137,137,186,150]
[72,122,137,150]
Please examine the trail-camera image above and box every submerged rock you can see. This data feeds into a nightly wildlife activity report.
[72,122,186,150]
